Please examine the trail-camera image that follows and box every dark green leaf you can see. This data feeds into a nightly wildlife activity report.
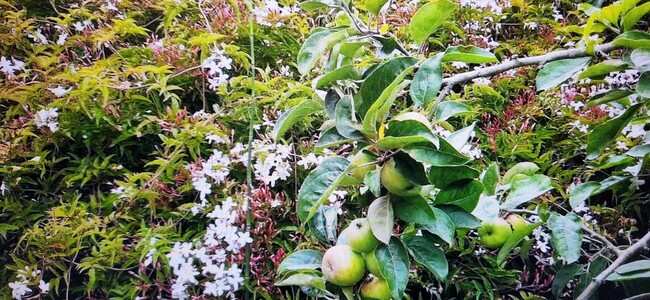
[578,59,629,79]
[496,222,543,265]
[501,175,553,209]
[358,57,418,117]
[273,99,323,140]
[298,28,351,75]
[437,205,480,229]
[278,250,323,275]
[435,179,483,212]
[442,46,498,64]
[428,165,479,188]
[482,163,499,196]
[297,157,351,223]
[552,264,584,297]
[613,31,650,49]
[362,70,413,135]
[335,95,365,139]
[313,65,361,90]
[404,146,471,167]
[586,103,643,159]
[435,101,472,121]
[316,127,354,149]
[569,181,601,209]
[364,169,382,197]
[393,196,454,244]
[548,213,583,264]
[637,72,650,97]
[275,273,326,290]
[375,238,410,299]
[310,205,338,243]
[404,236,448,281]
[585,89,634,108]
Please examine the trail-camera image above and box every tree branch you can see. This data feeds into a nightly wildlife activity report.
[576,231,650,300]
[427,42,620,118]
[623,292,650,300]
[582,225,623,256]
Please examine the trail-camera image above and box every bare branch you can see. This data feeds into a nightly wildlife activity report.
[582,225,623,256]
[575,231,650,300]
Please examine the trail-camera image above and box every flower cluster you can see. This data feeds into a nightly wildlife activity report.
[8,267,49,299]
[202,47,233,90]
[252,0,300,27]
[0,56,25,77]
[186,149,232,211]
[33,108,60,132]
[164,197,251,299]
[231,137,293,188]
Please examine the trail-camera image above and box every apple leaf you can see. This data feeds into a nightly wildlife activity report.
[637,72,650,98]
[404,235,448,281]
[277,250,323,275]
[316,127,355,149]
[368,195,394,244]
[297,157,351,223]
[364,169,382,197]
[548,213,584,264]
[501,175,553,210]
[435,179,484,212]
[445,122,477,152]
[358,57,418,117]
[362,73,413,136]
[536,57,591,91]
[578,59,629,80]
[585,89,634,108]
[309,205,338,243]
[404,143,470,167]
[313,65,361,90]
[428,165,480,189]
[442,46,498,64]
[586,103,643,159]
[438,205,480,229]
[275,273,326,290]
[409,0,457,44]
[569,181,601,209]
[612,31,650,49]
[481,162,500,196]
[501,162,539,185]
[297,28,351,75]
[393,196,455,245]
[410,53,443,108]
[496,222,543,266]
[272,99,323,140]
[552,264,584,297]
[377,119,439,150]
[335,95,365,139]
[435,100,472,121]
[375,237,410,300]
[622,2,650,32]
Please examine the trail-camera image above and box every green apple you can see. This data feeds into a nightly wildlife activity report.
[380,158,421,196]
[345,218,380,253]
[477,218,512,249]
[393,112,432,129]
[321,245,366,286]
[364,250,383,279]
[505,214,528,231]
[360,276,392,300]
[349,150,377,184]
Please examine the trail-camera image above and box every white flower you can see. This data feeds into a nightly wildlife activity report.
[524,22,538,30]
[9,280,31,299]
[270,199,282,207]
[279,65,292,77]
[47,86,71,97]
[56,33,68,45]
[616,141,628,151]
[535,240,550,253]
[472,77,491,85]
[573,202,590,213]
[0,56,25,76]
[34,108,60,132]
[569,120,588,133]
[568,100,584,111]
[205,134,226,144]
[38,280,49,293]
[451,61,468,69]
[28,28,48,44]
[0,181,6,195]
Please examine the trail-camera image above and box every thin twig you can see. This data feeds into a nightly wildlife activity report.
[575,231,650,300]
[582,225,623,256]
[624,293,650,300]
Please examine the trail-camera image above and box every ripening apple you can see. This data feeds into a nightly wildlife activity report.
[360,276,392,300]
[349,150,377,184]
[321,245,366,286]
[505,214,528,231]
[364,250,384,279]
[344,218,380,253]
[380,158,421,196]
[477,218,512,249]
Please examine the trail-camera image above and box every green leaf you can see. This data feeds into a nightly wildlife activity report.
[626,144,650,157]
[316,127,354,149]
[435,101,472,121]
[442,46,498,64]
[552,264,584,297]
[404,235,448,281]
[375,238,410,300]
[309,205,338,243]
[548,213,584,264]
[366,0,389,15]
[359,57,418,117]
[631,48,650,72]
[536,57,591,91]
[364,169,382,197]
[409,0,457,44]
[613,31,650,49]
[502,162,539,185]
[435,179,484,212]
[272,99,323,140]
[278,250,324,275]
[300,0,338,11]
[501,175,553,209]
[298,28,351,75]
[275,273,326,290]
[637,72,650,98]
[585,89,634,108]
[481,163,499,196]
[313,65,361,90]
[378,120,439,149]
[586,103,643,159]
[404,145,471,167]
[368,195,394,244]
[297,157,351,223]
[335,95,365,139]
[393,196,455,244]
[410,54,443,108]
[362,72,413,136]
[428,165,480,188]
[623,2,650,32]
[445,122,476,151]
[569,182,601,209]
[496,222,543,265]
[438,205,480,229]
[622,0,642,14]
[578,59,629,79]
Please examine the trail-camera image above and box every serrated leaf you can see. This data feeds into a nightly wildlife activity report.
[569,181,601,209]
[586,103,643,159]
[404,235,448,281]
[272,99,323,140]
[410,54,443,107]
[613,31,650,49]
[623,2,650,32]
[375,238,410,299]
[548,213,584,264]
[435,101,471,121]
[297,157,351,223]
[368,195,394,244]
[501,175,553,209]
[409,0,457,44]
[442,46,498,64]
[536,57,591,91]
[358,57,418,117]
